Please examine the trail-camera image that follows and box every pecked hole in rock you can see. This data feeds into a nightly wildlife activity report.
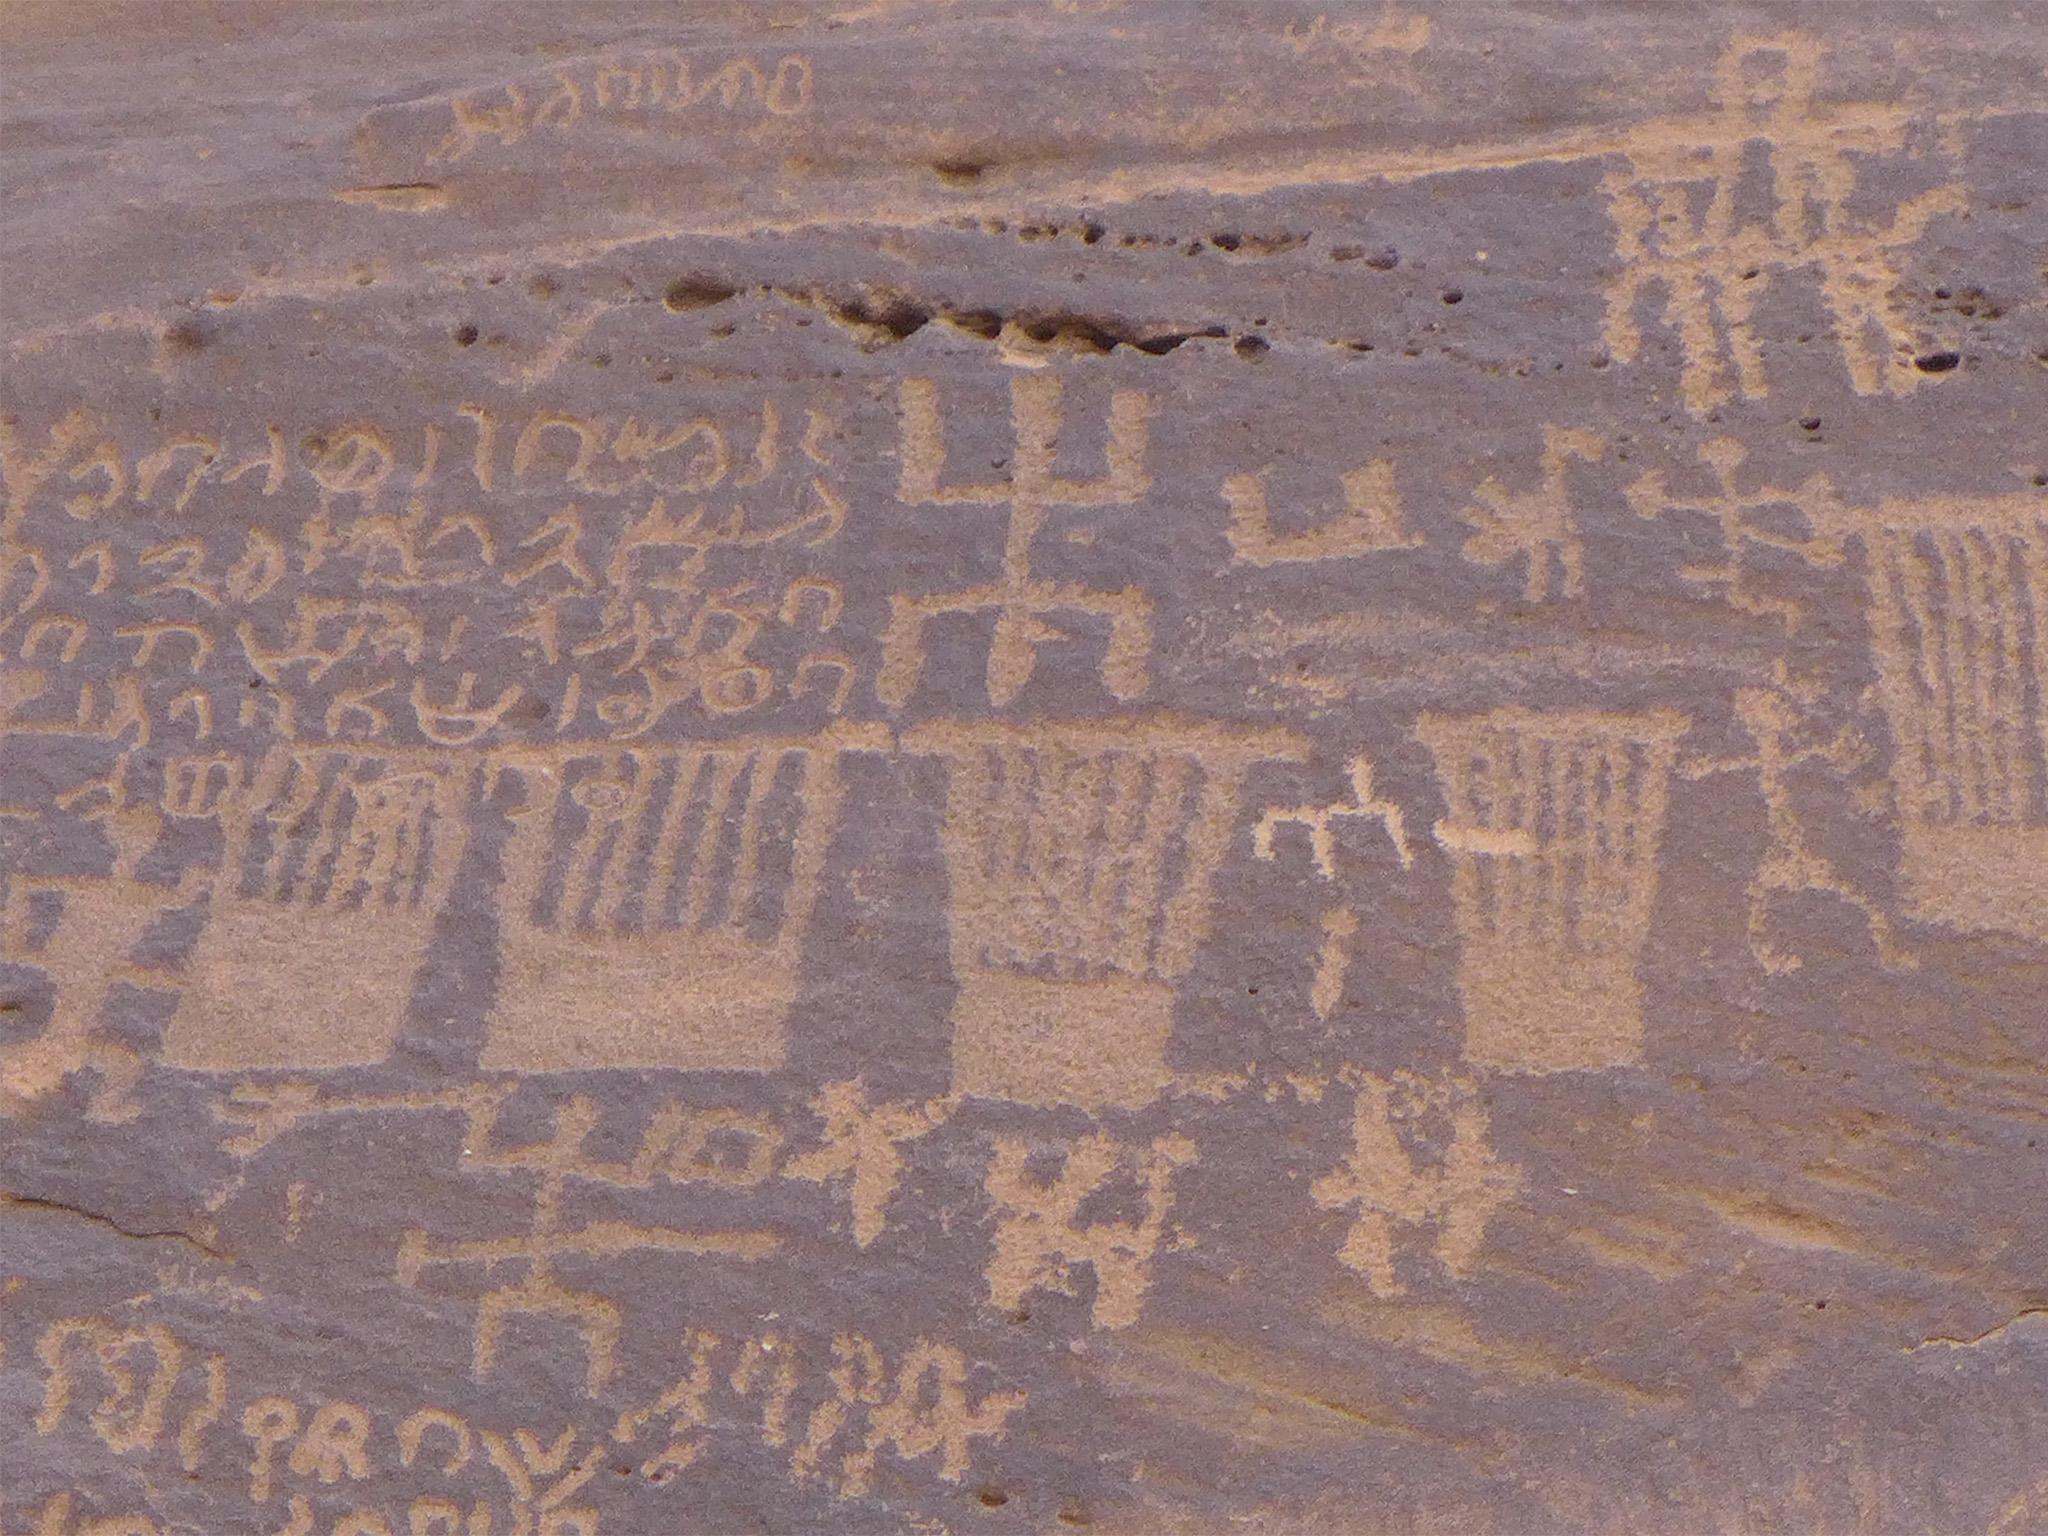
[940,308,1005,339]
[665,275,740,312]
[830,291,933,340]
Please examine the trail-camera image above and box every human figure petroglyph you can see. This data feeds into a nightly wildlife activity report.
[1418,708,1687,1072]
[908,715,1306,1110]
[1458,427,1604,603]
[782,1079,953,1249]
[1601,34,1967,413]
[1620,466,2048,944]
[1682,672,1915,975]
[881,374,1153,708]
[1255,754,1416,1020]
[1223,460,1420,568]
[984,1130,1197,1331]
[1255,754,1415,880]
[1311,1071,1521,1297]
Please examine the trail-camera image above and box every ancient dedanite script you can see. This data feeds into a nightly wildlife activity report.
[2,2,2045,1531]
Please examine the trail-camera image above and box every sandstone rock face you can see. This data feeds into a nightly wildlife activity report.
[2,3,2045,1530]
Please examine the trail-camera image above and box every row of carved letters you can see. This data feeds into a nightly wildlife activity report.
[24,1311,1013,1517]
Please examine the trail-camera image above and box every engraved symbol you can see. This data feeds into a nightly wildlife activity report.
[1255,754,1415,1019]
[35,1317,185,1454]
[1223,460,1419,567]
[1810,489,2048,944]
[1417,708,1687,1072]
[1,783,204,1121]
[1255,754,1414,879]
[880,375,1154,708]
[432,54,813,162]
[161,747,473,1072]
[1683,671,1916,975]
[1458,427,1604,603]
[1281,0,1431,58]
[484,723,886,1073]
[162,754,242,820]
[907,716,1306,1110]
[395,1089,781,1396]
[782,1079,952,1248]
[0,544,49,645]
[984,1130,1197,1330]
[1625,437,1845,630]
[1311,1071,1520,1296]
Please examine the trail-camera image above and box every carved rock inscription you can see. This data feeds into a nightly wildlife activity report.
[2,3,2046,1531]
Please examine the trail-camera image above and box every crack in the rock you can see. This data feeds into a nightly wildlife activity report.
[1908,1306,2048,1352]
[1,1191,229,1262]
[631,275,1516,366]
[763,282,1235,355]
[649,277,1240,356]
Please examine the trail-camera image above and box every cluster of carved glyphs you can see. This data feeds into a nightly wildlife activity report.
[5,366,2044,1354]
[0,397,855,748]
[17,1306,1017,1530]
[4,36,2042,1496]
[431,50,814,163]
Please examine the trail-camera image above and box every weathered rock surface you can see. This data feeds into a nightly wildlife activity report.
[2,2,2046,1530]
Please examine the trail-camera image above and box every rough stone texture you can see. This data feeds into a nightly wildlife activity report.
[2,2,2046,1531]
